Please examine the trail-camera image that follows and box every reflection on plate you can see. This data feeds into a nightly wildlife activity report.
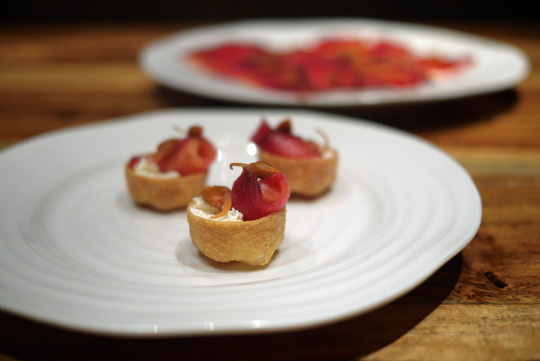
[140,19,529,106]
[0,109,481,335]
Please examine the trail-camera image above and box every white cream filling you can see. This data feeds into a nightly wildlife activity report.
[134,156,179,179]
[322,148,335,159]
[190,196,244,222]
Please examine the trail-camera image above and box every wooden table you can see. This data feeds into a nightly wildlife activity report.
[0,22,539,361]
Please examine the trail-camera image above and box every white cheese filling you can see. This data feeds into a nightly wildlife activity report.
[190,196,244,222]
[322,148,335,159]
[134,156,179,179]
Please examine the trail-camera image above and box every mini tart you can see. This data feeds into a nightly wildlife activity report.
[187,203,286,266]
[125,163,207,211]
[259,148,338,197]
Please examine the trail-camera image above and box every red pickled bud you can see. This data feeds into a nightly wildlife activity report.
[251,119,321,159]
[153,127,216,175]
[230,162,290,221]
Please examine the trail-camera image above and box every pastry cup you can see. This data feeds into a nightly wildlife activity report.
[187,204,286,266]
[125,164,207,211]
[259,148,338,197]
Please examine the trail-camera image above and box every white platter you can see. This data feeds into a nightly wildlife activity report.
[140,18,529,106]
[0,109,481,336]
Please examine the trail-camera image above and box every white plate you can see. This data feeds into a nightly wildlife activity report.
[0,109,481,336]
[140,19,529,106]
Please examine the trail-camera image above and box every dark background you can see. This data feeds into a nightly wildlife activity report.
[1,0,538,23]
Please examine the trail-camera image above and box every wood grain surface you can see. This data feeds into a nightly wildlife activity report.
[0,22,539,361]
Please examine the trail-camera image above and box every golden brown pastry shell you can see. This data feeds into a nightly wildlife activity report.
[259,148,338,197]
[125,163,207,211]
[187,204,286,266]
